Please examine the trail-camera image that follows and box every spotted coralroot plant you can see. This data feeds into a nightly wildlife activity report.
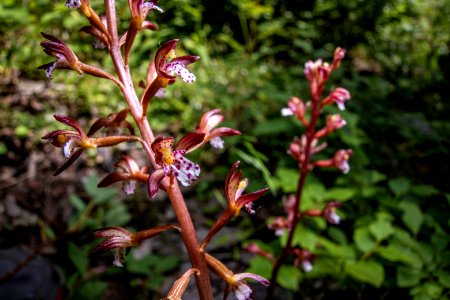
[258,48,353,298]
[39,1,269,299]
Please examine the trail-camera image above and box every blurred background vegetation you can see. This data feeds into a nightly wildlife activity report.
[0,0,449,299]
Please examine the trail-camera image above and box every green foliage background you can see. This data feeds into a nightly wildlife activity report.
[1,0,449,299]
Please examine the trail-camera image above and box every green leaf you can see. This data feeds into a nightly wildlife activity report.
[397,266,423,287]
[68,243,88,274]
[345,260,384,287]
[127,254,179,274]
[354,227,377,253]
[376,244,421,266]
[436,271,450,288]
[292,225,318,251]
[93,188,119,205]
[247,256,273,279]
[272,168,299,193]
[70,194,86,211]
[104,203,131,226]
[73,280,107,300]
[388,177,411,196]
[252,118,295,136]
[324,187,355,202]
[411,184,439,197]
[399,201,424,235]
[278,265,302,291]
[411,282,443,300]
[369,216,394,242]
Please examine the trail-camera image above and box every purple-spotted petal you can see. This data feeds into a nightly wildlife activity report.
[66,0,81,8]
[171,151,200,186]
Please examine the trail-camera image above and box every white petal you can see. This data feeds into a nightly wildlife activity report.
[209,137,224,149]
[281,107,294,116]
[172,151,200,186]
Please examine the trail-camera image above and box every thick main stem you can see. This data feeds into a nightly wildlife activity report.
[266,92,322,299]
[104,1,212,298]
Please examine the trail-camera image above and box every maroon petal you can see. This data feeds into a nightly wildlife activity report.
[209,127,241,139]
[97,173,130,187]
[236,187,269,209]
[54,114,86,138]
[171,55,200,66]
[148,169,166,198]
[175,132,205,151]
[154,39,178,78]
[53,148,83,176]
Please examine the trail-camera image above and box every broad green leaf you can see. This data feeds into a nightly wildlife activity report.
[369,217,394,242]
[127,255,179,274]
[317,237,357,259]
[247,256,273,279]
[345,260,384,287]
[324,187,355,202]
[278,265,302,291]
[399,201,423,235]
[411,282,443,300]
[68,243,88,274]
[93,188,119,205]
[411,184,439,197]
[73,280,107,300]
[273,168,299,193]
[388,177,411,196]
[292,225,318,251]
[397,266,423,287]
[70,194,86,211]
[354,227,377,253]
[376,244,421,266]
[437,271,450,288]
[105,203,131,226]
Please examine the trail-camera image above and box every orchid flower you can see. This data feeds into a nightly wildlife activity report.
[91,225,178,267]
[206,253,270,300]
[195,109,241,150]
[42,114,139,175]
[201,161,268,250]
[322,87,351,111]
[314,149,353,174]
[87,108,135,136]
[141,39,200,115]
[124,0,162,64]
[98,156,149,195]
[291,248,315,273]
[39,33,122,86]
[314,114,347,139]
[148,133,205,198]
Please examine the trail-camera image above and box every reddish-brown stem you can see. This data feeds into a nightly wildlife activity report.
[104,1,212,298]
[266,90,323,299]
